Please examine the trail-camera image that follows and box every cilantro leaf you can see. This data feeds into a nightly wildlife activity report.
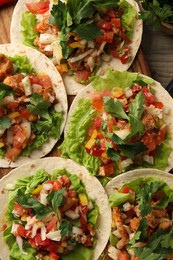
[0,83,13,102]
[107,148,120,162]
[46,188,65,212]
[72,23,102,41]
[104,96,129,120]
[27,93,51,117]
[106,133,125,145]
[118,142,148,159]
[16,190,52,219]
[60,219,73,238]
[126,92,145,139]
[0,117,11,130]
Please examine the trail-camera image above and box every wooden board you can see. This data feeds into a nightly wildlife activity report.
[0,1,152,178]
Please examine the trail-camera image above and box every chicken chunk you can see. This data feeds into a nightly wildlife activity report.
[0,53,13,81]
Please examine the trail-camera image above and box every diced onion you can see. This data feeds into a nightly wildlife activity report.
[21,121,31,139]
[114,129,130,140]
[11,222,19,234]
[32,83,42,93]
[107,246,120,260]
[72,226,83,235]
[54,103,63,112]
[22,76,32,96]
[97,42,106,56]
[121,159,133,169]
[43,183,53,191]
[124,88,133,99]
[31,223,38,238]
[2,95,14,104]
[16,236,28,255]
[40,33,58,44]
[112,229,122,238]
[143,155,154,165]
[123,202,132,212]
[41,224,47,241]
[46,230,62,241]
[44,44,53,52]
[65,210,80,220]
[87,201,93,210]
[68,49,94,63]
[40,193,48,206]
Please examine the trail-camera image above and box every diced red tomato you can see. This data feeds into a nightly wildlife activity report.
[118,250,130,260]
[20,108,31,119]
[87,224,95,236]
[0,108,6,117]
[80,205,89,215]
[152,101,163,109]
[101,90,113,97]
[141,87,156,105]
[84,236,94,247]
[5,101,19,109]
[98,20,112,31]
[131,83,142,95]
[111,18,121,28]
[110,46,130,64]
[121,186,131,194]
[68,189,77,198]
[100,138,106,150]
[46,215,58,232]
[15,225,27,237]
[61,175,71,187]
[49,252,60,260]
[91,94,104,113]
[74,70,91,82]
[28,238,39,249]
[93,116,103,128]
[53,180,62,191]
[38,74,53,89]
[46,240,58,253]
[34,233,50,246]
[141,132,156,152]
[13,202,26,217]
[155,127,166,146]
[5,147,22,161]
[99,163,114,176]
[86,145,103,157]
[96,31,114,44]
[107,117,117,132]
[26,0,50,14]
[13,128,27,149]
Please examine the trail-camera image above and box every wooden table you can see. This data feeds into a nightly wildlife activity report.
[0,1,172,178]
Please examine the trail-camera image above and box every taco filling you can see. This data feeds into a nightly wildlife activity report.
[60,71,172,185]
[21,0,137,82]
[0,53,63,162]
[104,177,173,259]
[3,168,99,259]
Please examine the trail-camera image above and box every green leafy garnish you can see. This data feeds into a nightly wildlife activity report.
[60,219,73,238]
[0,117,11,130]
[47,188,65,212]
[104,96,129,120]
[0,83,13,102]
[27,93,51,116]
[16,190,52,219]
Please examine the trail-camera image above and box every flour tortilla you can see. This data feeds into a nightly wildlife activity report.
[0,157,111,260]
[0,44,68,168]
[10,0,143,95]
[105,168,173,196]
[64,72,173,173]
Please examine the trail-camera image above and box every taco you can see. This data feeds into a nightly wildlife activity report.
[0,44,67,168]
[60,70,173,185]
[10,0,142,94]
[0,157,111,260]
[103,168,173,260]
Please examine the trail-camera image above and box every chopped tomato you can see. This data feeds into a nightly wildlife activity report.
[84,237,94,247]
[5,101,19,109]
[29,75,40,85]
[28,238,39,249]
[118,250,130,260]
[87,224,95,236]
[101,90,113,97]
[152,101,163,109]
[105,8,115,19]
[110,46,130,64]
[46,215,58,232]
[107,117,117,132]
[5,147,21,161]
[15,225,27,237]
[111,18,121,28]
[99,163,114,176]
[53,180,62,191]
[34,233,50,246]
[74,70,91,82]
[68,189,77,198]
[61,175,71,187]
[98,20,112,31]
[141,132,156,152]
[91,94,104,113]
[0,108,6,117]
[86,145,103,157]
[121,186,131,193]
[96,31,114,44]
[26,0,50,14]
[46,241,59,253]
[141,87,156,105]
[20,109,31,119]
[49,252,60,260]
[93,117,103,128]
[13,202,26,217]
[155,127,166,146]
[13,128,27,149]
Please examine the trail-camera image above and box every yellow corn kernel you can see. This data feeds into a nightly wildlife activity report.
[8,111,20,119]
[85,138,96,149]
[79,193,88,206]
[32,184,43,195]
[91,129,98,139]
[0,142,4,148]
[21,214,27,222]
[28,114,38,122]
[56,63,68,74]
[101,152,109,159]
[68,42,84,50]
[112,87,124,98]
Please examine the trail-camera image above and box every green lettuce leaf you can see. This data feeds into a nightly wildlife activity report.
[21,11,39,48]
[9,55,35,74]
